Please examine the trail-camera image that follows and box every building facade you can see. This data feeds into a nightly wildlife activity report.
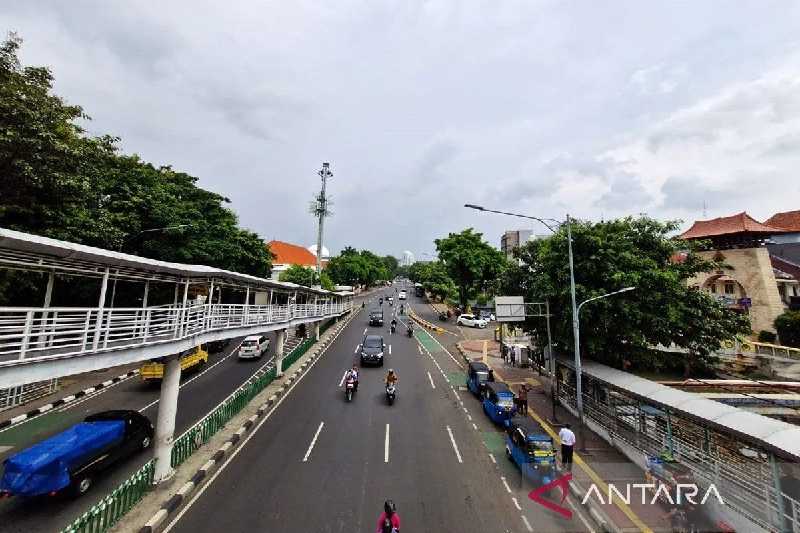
[681,211,799,334]
[500,230,532,260]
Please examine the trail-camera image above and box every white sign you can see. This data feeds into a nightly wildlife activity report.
[495,296,525,322]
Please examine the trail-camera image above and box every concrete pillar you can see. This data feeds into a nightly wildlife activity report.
[314,321,321,341]
[153,354,181,483]
[92,268,110,350]
[275,328,286,376]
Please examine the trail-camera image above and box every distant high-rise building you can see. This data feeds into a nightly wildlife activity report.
[401,251,415,266]
[500,230,533,260]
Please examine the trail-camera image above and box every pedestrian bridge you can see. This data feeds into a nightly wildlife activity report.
[0,227,353,389]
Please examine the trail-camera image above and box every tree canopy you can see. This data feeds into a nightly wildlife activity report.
[775,311,800,348]
[326,248,391,288]
[434,228,507,306]
[0,35,272,281]
[278,264,334,291]
[408,261,456,302]
[499,216,750,374]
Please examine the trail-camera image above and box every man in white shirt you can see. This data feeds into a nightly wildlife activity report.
[558,424,576,472]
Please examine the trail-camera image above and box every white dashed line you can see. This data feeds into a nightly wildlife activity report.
[488,453,496,464]
[446,426,463,463]
[339,371,347,387]
[384,423,390,463]
[467,414,472,421]
[388,344,392,355]
[521,515,533,532]
[363,328,367,335]
[427,371,436,389]
[472,423,478,430]
[417,345,422,355]
[302,421,325,462]
[501,476,512,494]
[512,497,522,510]
[354,344,360,354]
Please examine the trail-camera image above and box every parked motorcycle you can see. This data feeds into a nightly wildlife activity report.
[345,377,356,402]
[386,384,396,405]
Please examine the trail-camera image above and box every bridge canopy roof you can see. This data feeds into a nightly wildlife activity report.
[0,227,347,295]
[564,358,800,461]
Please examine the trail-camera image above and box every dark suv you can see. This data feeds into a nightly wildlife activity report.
[369,310,384,326]
[360,335,386,366]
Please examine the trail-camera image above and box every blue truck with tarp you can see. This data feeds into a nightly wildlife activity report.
[1,410,153,498]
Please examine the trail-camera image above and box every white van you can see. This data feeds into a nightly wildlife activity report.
[238,335,269,359]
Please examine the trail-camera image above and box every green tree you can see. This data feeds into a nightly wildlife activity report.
[382,255,399,278]
[499,216,751,374]
[0,34,273,296]
[326,247,390,288]
[435,228,507,306]
[278,264,335,290]
[775,311,800,348]
[279,264,317,287]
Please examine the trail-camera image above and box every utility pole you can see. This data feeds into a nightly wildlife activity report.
[313,162,333,280]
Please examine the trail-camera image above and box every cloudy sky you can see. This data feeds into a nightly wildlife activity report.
[3,1,800,258]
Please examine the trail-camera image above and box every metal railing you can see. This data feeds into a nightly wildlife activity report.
[559,382,800,532]
[61,316,339,533]
[0,302,350,362]
[61,460,155,533]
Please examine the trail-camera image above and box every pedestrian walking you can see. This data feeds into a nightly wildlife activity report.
[516,384,529,415]
[558,424,576,472]
[510,345,517,367]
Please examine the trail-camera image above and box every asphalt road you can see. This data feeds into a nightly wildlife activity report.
[161,287,592,533]
[0,297,357,533]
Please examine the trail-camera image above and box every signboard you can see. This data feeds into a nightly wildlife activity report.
[495,296,525,322]
[738,297,752,308]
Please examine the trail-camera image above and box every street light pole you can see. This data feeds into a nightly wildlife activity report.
[566,214,583,429]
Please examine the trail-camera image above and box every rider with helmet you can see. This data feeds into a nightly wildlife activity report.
[376,500,400,533]
[385,369,398,387]
[345,365,359,391]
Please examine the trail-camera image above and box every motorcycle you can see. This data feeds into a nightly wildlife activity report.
[390,323,396,334]
[386,383,396,405]
[438,311,448,322]
[406,326,413,337]
[345,377,356,402]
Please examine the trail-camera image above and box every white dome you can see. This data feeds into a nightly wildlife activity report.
[307,244,330,258]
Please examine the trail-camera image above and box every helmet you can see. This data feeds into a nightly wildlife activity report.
[384,500,396,515]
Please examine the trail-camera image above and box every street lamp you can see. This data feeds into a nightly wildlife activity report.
[465,203,606,436]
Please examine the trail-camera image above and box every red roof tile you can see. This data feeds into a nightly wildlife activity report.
[267,241,317,267]
[680,212,787,240]
[765,210,800,232]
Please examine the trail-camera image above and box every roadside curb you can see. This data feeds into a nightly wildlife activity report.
[454,341,617,533]
[137,310,358,533]
[0,369,139,430]
[408,309,448,334]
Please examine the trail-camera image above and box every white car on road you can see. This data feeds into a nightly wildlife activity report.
[238,335,270,359]
[457,314,488,328]
[398,290,407,300]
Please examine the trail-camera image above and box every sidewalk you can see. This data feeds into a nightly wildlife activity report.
[459,339,670,533]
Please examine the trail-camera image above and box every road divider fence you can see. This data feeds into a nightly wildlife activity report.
[408,309,447,334]
[60,317,338,533]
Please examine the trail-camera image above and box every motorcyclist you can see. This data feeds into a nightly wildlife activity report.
[406,322,414,336]
[345,365,359,391]
[385,369,398,387]
[376,500,400,533]
[379,297,383,306]
[390,318,397,333]
[399,304,404,315]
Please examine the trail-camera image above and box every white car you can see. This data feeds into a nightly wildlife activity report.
[457,314,488,328]
[238,335,270,359]
[398,290,407,300]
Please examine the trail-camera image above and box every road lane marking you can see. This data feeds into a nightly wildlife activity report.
[384,423,390,463]
[521,515,533,532]
[363,328,367,335]
[302,421,325,462]
[427,371,435,389]
[512,497,522,510]
[339,371,347,387]
[388,344,392,355]
[568,498,595,532]
[488,453,496,464]
[472,423,478,430]
[467,414,472,421]
[463,407,468,414]
[501,476,512,494]
[138,345,241,413]
[354,344,360,353]
[446,426,462,463]
[161,317,354,533]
